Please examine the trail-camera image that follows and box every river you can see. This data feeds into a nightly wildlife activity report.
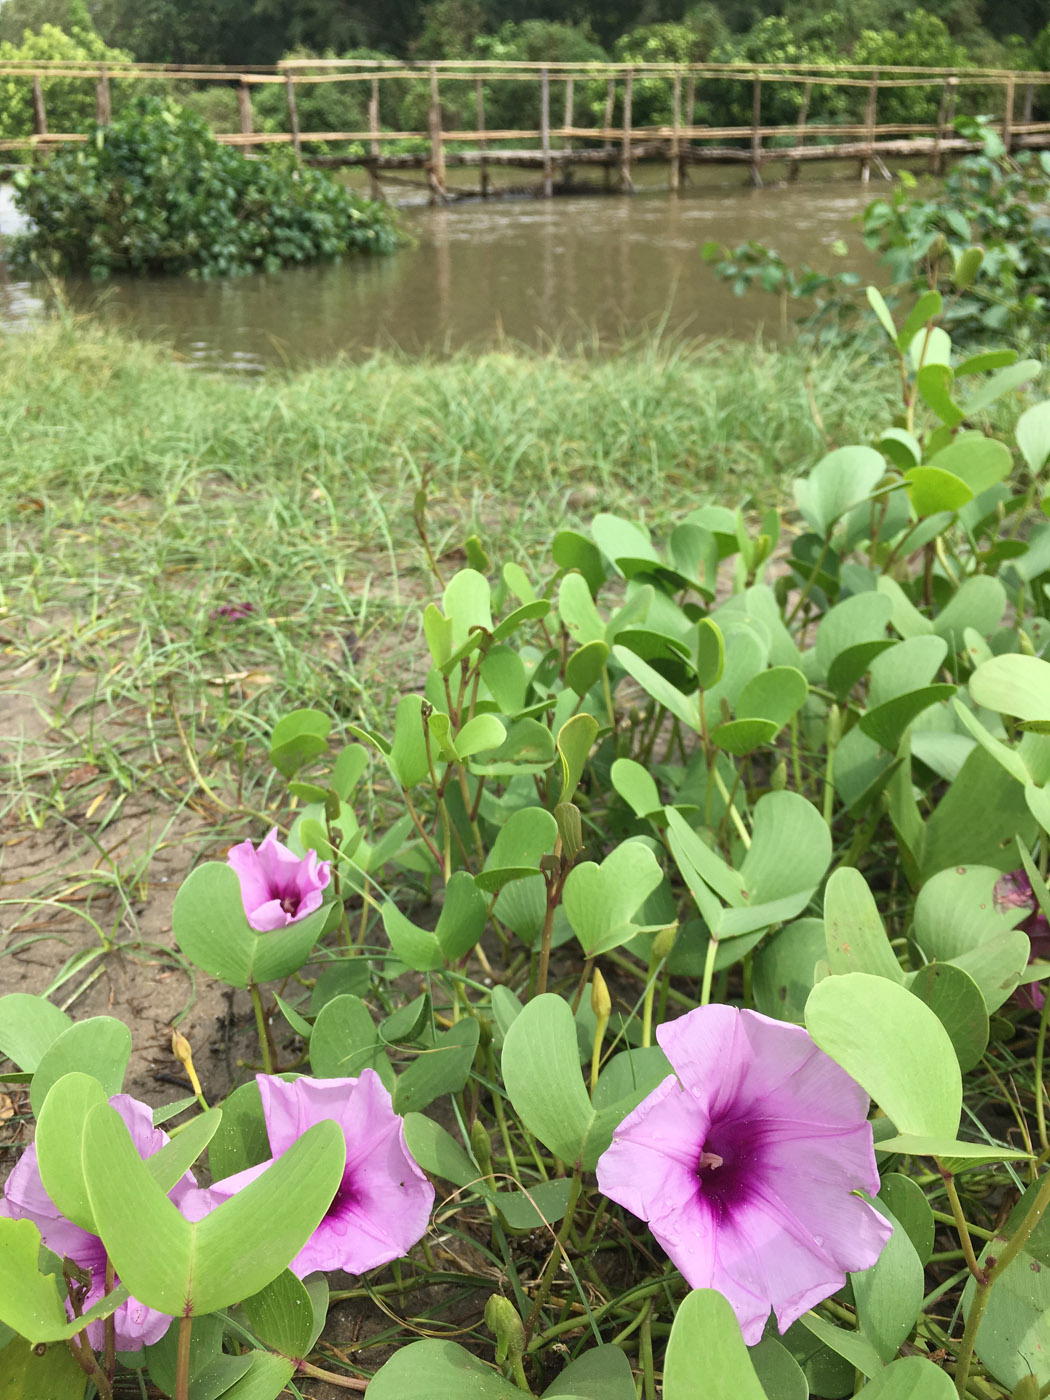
[0,170,885,371]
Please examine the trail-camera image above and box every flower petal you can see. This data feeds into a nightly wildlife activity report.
[226,838,272,917]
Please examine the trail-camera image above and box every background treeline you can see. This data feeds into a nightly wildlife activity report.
[1,0,1049,144]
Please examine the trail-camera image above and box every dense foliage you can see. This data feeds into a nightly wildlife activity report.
[0,6,131,143]
[4,287,1050,1398]
[8,94,400,277]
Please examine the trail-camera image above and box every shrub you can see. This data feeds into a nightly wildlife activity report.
[0,19,132,142]
[9,93,400,278]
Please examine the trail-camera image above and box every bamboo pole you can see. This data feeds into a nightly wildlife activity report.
[684,71,696,182]
[475,77,489,197]
[749,71,761,186]
[620,68,634,192]
[562,75,574,188]
[368,76,381,199]
[237,80,253,156]
[931,76,952,174]
[540,65,552,197]
[1003,73,1015,153]
[428,64,447,202]
[669,70,681,193]
[860,71,878,181]
[788,79,811,181]
[95,66,111,125]
[603,76,615,187]
[31,74,47,136]
[284,72,301,165]
[1023,81,1034,128]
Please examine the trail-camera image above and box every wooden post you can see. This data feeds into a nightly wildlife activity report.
[475,77,489,198]
[428,64,447,203]
[368,76,381,200]
[1003,74,1015,153]
[237,80,253,157]
[620,68,634,193]
[1023,82,1034,129]
[749,71,762,187]
[931,77,952,174]
[788,80,811,182]
[603,76,615,187]
[95,66,111,126]
[540,65,552,198]
[860,71,878,182]
[562,75,574,188]
[285,72,301,166]
[669,69,681,193]
[684,71,696,185]
[31,74,47,137]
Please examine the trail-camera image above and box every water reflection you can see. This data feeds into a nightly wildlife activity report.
[0,179,884,369]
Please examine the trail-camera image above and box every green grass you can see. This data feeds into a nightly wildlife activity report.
[1,317,894,832]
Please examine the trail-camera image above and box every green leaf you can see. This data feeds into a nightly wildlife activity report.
[540,1345,637,1399]
[794,445,886,539]
[559,572,606,646]
[895,290,942,351]
[496,1178,574,1231]
[875,1134,1029,1165]
[752,919,827,1024]
[443,568,492,650]
[797,1311,884,1379]
[613,644,699,730]
[476,807,558,893]
[390,694,430,789]
[34,1072,109,1232]
[393,1019,480,1115]
[382,902,443,972]
[84,1104,344,1317]
[30,1016,131,1116]
[696,618,725,690]
[907,963,988,1074]
[1018,399,1050,474]
[0,1219,68,1341]
[964,359,1040,414]
[435,871,488,962]
[217,1351,296,1400]
[921,747,1037,882]
[748,1336,808,1400]
[855,1356,956,1398]
[492,599,550,643]
[851,1201,924,1364]
[823,868,903,982]
[566,639,611,698]
[269,707,331,779]
[402,1113,480,1188]
[815,593,893,677]
[0,1334,86,1398]
[562,841,665,956]
[962,1243,1050,1391]
[0,995,71,1073]
[610,758,661,818]
[367,1339,522,1400]
[455,714,506,760]
[208,1081,270,1181]
[736,666,808,727]
[556,713,599,805]
[858,686,957,753]
[932,576,1006,649]
[916,363,965,428]
[663,1290,767,1400]
[241,1269,315,1357]
[501,995,597,1169]
[866,285,897,341]
[878,1174,934,1266]
[902,465,972,516]
[970,653,1050,722]
[805,973,961,1138]
[925,433,1012,496]
[711,718,779,756]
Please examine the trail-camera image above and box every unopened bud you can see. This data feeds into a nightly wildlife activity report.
[484,1295,525,1368]
[591,967,612,1022]
[651,923,678,963]
[771,757,788,791]
[171,1028,207,1108]
[1019,629,1037,657]
[470,1120,493,1181]
[827,703,842,749]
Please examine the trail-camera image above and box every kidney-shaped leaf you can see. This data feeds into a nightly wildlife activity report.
[501,995,596,1169]
[367,1339,521,1400]
[663,1289,767,1400]
[562,841,664,957]
[805,973,961,1139]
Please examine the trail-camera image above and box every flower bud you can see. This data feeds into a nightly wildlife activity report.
[651,923,678,963]
[771,757,788,791]
[591,967,612,1022]
[470,1119,493,1181]
[484,1295,526,1369]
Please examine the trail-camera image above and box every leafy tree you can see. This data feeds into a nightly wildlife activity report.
[0,18,131,140]
[473,20,609,130]
[853,12,974,126]
[612,17,730,126]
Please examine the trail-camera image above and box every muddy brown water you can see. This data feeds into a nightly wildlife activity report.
[0,167,886,371]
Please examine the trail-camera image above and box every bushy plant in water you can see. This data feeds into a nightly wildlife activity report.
[9,93,400,277]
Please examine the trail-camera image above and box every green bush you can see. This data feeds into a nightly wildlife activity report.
[0,19,132,141]
[9,93,401,277]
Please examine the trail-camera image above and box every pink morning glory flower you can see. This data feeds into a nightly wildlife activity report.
[596,1005,892,1345]
[994,868,1050,1010]
[181,1070,434,1278]
[226,828,331,932]
[0,1094,195,1352]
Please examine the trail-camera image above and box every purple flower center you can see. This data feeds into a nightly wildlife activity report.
[279,894,300,916]
[696,1117,763,1215]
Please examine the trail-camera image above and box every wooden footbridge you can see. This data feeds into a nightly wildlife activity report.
[2,58,1049,199]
